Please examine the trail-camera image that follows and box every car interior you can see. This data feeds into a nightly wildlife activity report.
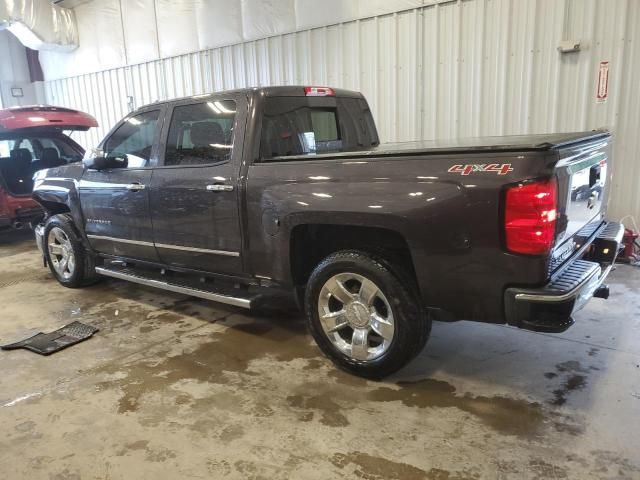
[0,137,78,195]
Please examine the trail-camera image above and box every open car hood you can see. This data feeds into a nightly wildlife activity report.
[0,105,98,132]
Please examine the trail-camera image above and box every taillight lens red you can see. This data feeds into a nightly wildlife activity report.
[504,179,558,255]
[304,86,336,97]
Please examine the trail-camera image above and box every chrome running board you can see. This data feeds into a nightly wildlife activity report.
[95,266,252,309]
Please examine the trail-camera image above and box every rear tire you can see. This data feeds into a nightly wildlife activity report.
[304,250,430,379]
[43,214,100,288]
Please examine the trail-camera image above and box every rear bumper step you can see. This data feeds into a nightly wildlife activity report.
[586,221,625,264]
[504,221,622,333]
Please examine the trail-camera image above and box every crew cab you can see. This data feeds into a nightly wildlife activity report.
[32,86,622,378]
[0,106,97,229]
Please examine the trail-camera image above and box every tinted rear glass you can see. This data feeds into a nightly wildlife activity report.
[260,97,378,160]
[0,135,82,163]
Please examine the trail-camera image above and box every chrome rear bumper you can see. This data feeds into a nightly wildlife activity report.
[504,221,623,333]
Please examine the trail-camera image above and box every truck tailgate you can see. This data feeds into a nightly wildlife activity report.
[550,133,611,272]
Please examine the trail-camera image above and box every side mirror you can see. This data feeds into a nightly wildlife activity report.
[85,154,128,170]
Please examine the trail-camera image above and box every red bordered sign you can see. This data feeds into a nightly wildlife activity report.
[596,61,609,103]
[448,163,514,176]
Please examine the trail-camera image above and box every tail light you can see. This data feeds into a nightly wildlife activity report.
[304,86,335,97]
[504,179,558,255]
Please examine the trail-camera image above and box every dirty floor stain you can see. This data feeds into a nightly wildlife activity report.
[369,379,544,437]
[1,234,640,479]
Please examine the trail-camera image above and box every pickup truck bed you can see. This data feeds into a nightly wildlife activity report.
[272,131,609,159]
[32,86,622,378]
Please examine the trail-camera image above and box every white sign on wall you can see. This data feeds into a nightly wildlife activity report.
[596,61,609,103]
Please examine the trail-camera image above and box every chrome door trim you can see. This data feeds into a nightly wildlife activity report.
[87,234,155,247]
[154,242,240,257]
[206,184,234,192]
[87,234,240,257]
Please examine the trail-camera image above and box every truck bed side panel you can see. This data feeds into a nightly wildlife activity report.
[246,150,556,322]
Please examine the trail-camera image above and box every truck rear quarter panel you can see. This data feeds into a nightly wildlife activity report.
[246,150,558,322]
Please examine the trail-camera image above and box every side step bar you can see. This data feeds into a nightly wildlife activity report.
[95,266,252,309]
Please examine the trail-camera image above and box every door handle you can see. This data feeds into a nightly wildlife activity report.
[206,184,234,192]
[126,183,146,191]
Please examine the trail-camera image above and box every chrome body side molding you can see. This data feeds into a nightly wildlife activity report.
[154,243,240,257]
[87,234,154,247]
[87,234,240,257]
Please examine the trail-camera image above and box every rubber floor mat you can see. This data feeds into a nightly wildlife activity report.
[1,321,99,355]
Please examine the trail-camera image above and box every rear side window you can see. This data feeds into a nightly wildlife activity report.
[104,110,160,168]
[0,140,13,157]
[260,97,378,160]
[164,100,236,166]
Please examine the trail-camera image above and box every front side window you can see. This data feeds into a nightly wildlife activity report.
[260,97,379,160]
[104,110,160,168]
[164,100,236,167]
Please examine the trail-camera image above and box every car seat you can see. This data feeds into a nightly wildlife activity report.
[5,149,33,194]
[32,147,66,173]
[187,122,228,163]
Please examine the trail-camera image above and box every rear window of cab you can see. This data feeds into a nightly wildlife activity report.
[260,97,379,161]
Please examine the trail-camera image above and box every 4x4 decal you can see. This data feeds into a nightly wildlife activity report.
[448,163,514,176]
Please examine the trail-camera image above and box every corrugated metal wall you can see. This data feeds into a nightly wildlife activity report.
[43,0,640,222]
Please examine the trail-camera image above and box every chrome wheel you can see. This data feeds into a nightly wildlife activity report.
[317,272,395,362]
[47,227,75,280]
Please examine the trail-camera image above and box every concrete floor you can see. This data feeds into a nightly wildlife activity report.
[0,230,639,480]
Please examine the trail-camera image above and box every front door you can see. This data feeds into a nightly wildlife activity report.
[79,109,162,261]
[149,96,245,275]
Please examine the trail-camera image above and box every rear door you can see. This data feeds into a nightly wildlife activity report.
[79,108,163,261]
[148,94,246,274]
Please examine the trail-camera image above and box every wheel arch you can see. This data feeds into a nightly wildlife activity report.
[289,223,418,293]
[33,175,90,249]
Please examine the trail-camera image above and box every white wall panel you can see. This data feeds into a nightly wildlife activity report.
[121,0,160,64]
[241,0,296,41]
[155,0,200,58]
[0,30,38,107]
[42,0,640,222]
[358,0,423,19]
[295,0,358,30]
[196,0,244,50]
[39,0,126,79]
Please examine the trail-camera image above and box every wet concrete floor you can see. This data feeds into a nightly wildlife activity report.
[0,229,639,479]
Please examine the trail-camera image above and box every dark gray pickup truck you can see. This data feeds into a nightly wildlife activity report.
[32,86,623,378]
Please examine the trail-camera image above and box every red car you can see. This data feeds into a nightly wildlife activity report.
[0,105,97,229]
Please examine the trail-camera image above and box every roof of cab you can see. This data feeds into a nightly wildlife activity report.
[139,86,365,110]
[0,105,98,132]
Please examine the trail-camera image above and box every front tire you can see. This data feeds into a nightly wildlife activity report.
[43,214,100,288]
[305,250,430,379]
